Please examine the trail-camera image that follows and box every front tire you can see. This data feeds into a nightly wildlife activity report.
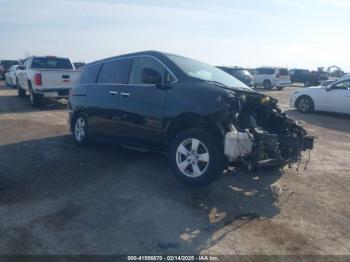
[72,114,91,146]
[296,95,314,113]
[169,128,224,187]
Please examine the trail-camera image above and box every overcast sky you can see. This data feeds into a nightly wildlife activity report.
[0,0,349,71]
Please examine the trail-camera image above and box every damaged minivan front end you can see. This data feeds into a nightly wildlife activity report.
[220,89,314,170]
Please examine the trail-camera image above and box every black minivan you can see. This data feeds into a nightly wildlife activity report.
[68,51,313,186]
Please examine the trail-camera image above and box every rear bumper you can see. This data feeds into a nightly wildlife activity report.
[34,87,71,98]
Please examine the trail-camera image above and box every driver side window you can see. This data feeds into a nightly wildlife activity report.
[333,80,350,90]
[128,57,165,85]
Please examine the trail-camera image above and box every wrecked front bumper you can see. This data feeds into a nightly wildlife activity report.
[224,129,315,168]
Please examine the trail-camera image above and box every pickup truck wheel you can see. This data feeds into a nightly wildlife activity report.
[17,79,26,97]
[263,80,272,90]
[169,128,224,187]
[29,88,42,107]
[296,95,314,113]
[72,114,90,146]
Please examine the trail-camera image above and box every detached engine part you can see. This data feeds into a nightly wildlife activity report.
[224,129,253,161]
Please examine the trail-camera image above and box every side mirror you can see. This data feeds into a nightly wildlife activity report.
[18,65,25,70]
[141,68,162,85]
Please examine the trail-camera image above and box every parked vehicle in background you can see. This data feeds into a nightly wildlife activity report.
[216,66,254,87]
[16,56,80,107]
[73,62,85,70]
[5,72,11,86]
[254,67,291,90]
[68,51,313,187]
[7,65,20,88]
[289,69,324,87]
[290,75,350,114]
[0,60,19,80]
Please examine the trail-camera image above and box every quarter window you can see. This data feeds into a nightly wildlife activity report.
[97,59,131,84]
[79,63,101,84]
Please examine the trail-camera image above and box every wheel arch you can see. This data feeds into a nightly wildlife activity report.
[69,108,88,132]
[166,112,224,149]
[295,94,315,111]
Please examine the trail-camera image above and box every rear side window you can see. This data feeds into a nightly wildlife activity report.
[79,63,101,84]
[31,57,73,69]
[128,57,166,84]
[279,68,289,75]
[97,59,131,84]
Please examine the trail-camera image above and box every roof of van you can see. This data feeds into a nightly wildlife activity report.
[88,50,168,66]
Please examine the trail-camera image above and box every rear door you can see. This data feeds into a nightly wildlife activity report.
[254,68,264,85]
[86,58,132,139]
[116,56,171,149]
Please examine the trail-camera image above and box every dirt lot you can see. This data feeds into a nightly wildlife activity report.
[0,81,349,255]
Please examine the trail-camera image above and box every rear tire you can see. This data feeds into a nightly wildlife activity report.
[169,128,224,187]
[29,88,42,107]
[296,95,314,113]
[72,114,91,146]
[263,80,272,90]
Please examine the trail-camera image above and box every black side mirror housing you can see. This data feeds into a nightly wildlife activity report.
[141,68,162,85]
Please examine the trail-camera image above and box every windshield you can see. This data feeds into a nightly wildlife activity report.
[167,55,250,90]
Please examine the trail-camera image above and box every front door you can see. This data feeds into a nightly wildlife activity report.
[117,56,173,150]
[318,80,350,114]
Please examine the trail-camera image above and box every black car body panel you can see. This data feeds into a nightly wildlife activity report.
[69,51,313,170]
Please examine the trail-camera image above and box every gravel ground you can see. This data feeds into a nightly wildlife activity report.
[0,82,349,255]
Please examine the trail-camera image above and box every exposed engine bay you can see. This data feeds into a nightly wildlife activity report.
[223,90,314,170]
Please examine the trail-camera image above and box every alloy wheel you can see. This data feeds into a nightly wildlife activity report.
[298,97,311,112]
[176,138,210,178]
[74,117,86,142]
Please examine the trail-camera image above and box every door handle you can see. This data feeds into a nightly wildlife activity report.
[109,91,118,95]
[120,92,130,97]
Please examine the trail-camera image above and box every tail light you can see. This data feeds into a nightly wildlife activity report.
[34,73,42,86]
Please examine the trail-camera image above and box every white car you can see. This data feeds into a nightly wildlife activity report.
[290,75,350,114]
[8,65,20,88]
[254,67,291,90]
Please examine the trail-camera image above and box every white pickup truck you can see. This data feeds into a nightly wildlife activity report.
[16,56,81,107]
